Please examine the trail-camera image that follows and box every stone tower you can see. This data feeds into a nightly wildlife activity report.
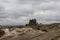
[29,19,37,26]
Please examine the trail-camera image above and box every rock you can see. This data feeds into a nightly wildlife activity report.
[9,29,60,40]
[0,28,60,40]
[0,29,5,37]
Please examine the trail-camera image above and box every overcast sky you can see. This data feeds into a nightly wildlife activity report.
[0,0,60,25]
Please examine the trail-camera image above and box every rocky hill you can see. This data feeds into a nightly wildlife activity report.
[0,19,60,40]
[0,27,59,40]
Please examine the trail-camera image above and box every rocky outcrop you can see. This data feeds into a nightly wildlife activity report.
[0,28,60,40]
[0,28,44,40]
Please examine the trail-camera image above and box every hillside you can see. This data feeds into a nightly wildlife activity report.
[0,19,60,40]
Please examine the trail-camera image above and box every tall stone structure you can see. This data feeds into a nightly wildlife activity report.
[29,19,37,26]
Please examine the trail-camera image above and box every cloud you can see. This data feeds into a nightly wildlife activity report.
[0,0,60,25]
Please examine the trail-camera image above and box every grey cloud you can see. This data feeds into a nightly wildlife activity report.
[11,10,34,18]
[0,0,60,25]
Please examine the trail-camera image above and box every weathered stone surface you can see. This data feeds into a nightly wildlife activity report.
[0,29,60,40]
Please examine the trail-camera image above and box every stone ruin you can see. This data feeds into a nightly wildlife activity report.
[25,19,39,29]
[29,19,37,26]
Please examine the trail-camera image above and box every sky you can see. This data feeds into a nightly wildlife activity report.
[0,0,60,25]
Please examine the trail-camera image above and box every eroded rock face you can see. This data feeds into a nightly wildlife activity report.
[9,29,60,40]
[0,28,60,40]
[0,27,45,40]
